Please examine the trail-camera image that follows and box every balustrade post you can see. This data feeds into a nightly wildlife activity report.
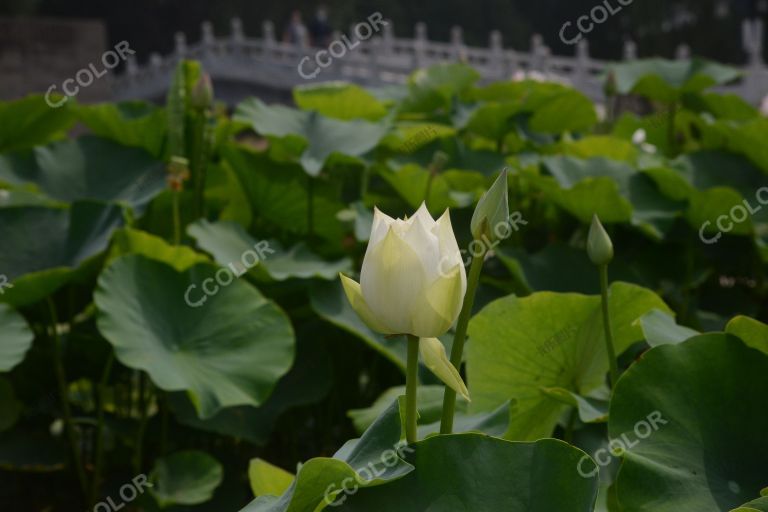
[451,26,466,62]
[414,22,428,69]
[488,30,504,80]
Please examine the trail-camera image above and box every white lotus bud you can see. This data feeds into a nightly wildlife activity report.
[340,203,467,338]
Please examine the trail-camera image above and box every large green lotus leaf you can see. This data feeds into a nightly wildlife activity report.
[205,160,254,227]
[168,330,332,445]
[378,163,486,213]
[688,187,756,237]
[467,282,671,441]
[310,280,407,372]
[335,434,598,512]
[240,399,415,512]
[0,201,125,306]
[683,92,759,122]
[378,122,455,153]
[293,82,388,121]
[466,92,595,140]
[187,219,351,281]
[731,497,768,512]
[150,450,224,507]
[562,136,638,162]
[75,101,167,157]
[367,84,410,103]
[94,255,295,419]
[106,228,210,272]
[672,150,768,235]
[470,79,583,106]
[0,95,76,152]
[540,387,609,423]
[249,459,295,498]
[725,315,768,356]
[689,116,768,176]
[0,136,166,208]
[528,88,597,134]
[0,304,34,372]
[390,137,505,180]
[221,145,347,246]
[535,156,683,238]
[467,80,597,135]
[0,188,60,208]
[609,59,741,102]
[234,98,388,176]
[609,334,768,512]
[672,151,767,195]
[636,309,699,347]
[399,63,480,113]
[611,111,675,156]
[464,102,522,141]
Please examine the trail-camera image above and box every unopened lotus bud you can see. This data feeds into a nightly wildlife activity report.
[340,203,467,338]
[190,73,214,110]
[470,168,509,242]
[587,214,614,266]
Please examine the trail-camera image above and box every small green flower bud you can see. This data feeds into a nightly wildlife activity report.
[587,214,614,266]
[190,73,214,110]
[471,168,509,242]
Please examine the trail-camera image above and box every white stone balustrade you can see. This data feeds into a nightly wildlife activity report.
[112,18,768,105]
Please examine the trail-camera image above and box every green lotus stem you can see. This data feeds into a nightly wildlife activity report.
[424,172,436,208]
[405,334,420,444]
[360,165,370,199]
[666,101,677,154]
[564,407,577,444]
[89,352,114,507]
[132,372,150,474]
[160,393,170,456]
[307,176,315,238]
[440,246,487,434]
[47,299,89,499]
[172,190,181,245]
[599,265,619,388]
[192,112,214,219]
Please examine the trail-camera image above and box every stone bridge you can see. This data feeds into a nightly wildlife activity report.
[113,17,768,106]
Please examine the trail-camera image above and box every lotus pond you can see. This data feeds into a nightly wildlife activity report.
[0,59,767,512]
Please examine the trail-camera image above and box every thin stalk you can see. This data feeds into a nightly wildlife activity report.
[606,95,615,128]
[192,112,214,219]
[360,164,371,199]
[89,353,115,507]
[666,101,677,155]
[190,113,205,218]
[405,335,420,444]
[440,247,487,434]
[424,174,435,209]
[307,176,315,238]
[599,265,619,388]
[47,299,89,499]
[172,190,181,245]
[132,372,149,474]
[159,392,170,456]
[564,403,577,444]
